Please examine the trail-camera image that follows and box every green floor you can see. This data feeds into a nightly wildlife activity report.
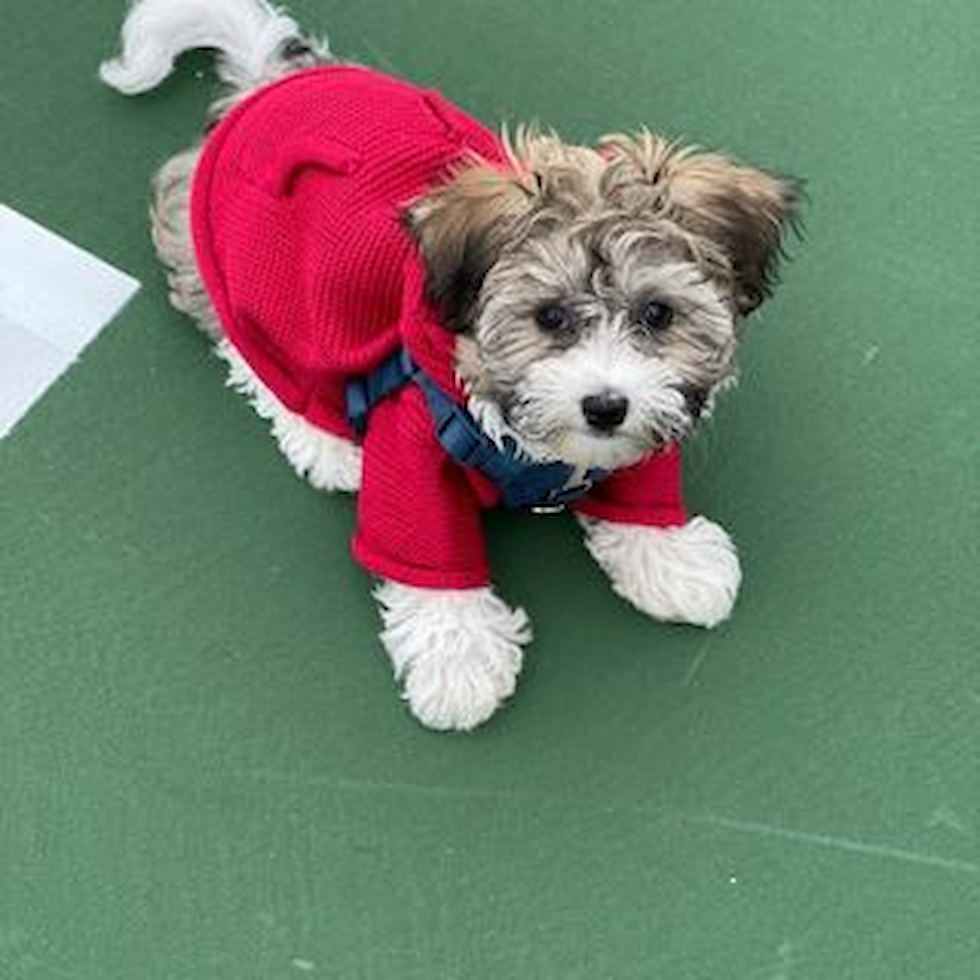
[2,1,979,976]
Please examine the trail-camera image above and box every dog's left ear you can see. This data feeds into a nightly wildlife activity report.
[405,163,537,331]
[601,132,801,315]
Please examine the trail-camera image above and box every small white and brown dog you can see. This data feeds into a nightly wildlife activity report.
[102,0,799,731]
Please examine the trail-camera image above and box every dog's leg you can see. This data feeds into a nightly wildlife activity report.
[217,341,362,492]
[149,148,362,492]
[151,147,224,339]
[374,581,532,731]
[579,516,742,628]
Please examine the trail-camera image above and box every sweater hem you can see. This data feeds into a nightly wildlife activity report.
[351,539,491,590]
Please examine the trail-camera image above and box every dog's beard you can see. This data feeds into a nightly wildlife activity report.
[467,328,707,472]
[495,332,696,471]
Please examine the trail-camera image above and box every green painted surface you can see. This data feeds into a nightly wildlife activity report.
[2,1,978,977]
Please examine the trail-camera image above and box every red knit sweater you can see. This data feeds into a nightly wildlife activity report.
[192,66,688,589]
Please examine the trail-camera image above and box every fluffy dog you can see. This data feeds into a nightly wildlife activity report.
[102,0,798,731]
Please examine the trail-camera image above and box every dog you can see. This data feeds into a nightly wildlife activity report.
[101,0,799,731]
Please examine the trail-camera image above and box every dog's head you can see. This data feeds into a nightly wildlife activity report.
[407,129,800,471]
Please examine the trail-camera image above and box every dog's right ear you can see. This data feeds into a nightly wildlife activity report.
[405,163,537,331]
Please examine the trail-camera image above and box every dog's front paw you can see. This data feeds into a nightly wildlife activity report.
[374,582,532,731]
[580,516,742,628]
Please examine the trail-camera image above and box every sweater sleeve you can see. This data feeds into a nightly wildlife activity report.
[351,385,491,589]
[572,442,689,528]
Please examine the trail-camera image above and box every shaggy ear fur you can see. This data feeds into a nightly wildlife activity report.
[600,131,800,315]
[405,162,537,331]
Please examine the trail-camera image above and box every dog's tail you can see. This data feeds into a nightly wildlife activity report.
[100,0,327,95]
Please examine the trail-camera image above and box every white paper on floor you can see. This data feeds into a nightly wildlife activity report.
[0,203,141,438]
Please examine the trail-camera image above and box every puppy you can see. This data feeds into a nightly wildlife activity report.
[102,0,798,731]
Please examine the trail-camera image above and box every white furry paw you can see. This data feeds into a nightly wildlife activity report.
[580,516,742,628]
[374,582,533,732]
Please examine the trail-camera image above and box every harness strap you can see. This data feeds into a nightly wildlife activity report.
[345,349,606,510]
[345,347,416,437]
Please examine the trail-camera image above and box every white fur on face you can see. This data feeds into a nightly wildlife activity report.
[509,330,691,470]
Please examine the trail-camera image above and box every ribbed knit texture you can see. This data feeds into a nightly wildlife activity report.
[191,65,688,588]
[573,443,688,528]
[192,65,505,436]
[353,385,497,589]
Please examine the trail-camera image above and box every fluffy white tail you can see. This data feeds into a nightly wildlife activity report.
[100,0,324,95]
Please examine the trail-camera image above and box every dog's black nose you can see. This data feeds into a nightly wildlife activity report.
[581,392,629,432]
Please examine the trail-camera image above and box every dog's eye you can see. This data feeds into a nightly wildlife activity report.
[635,300,674,333]
[535,303,573,334]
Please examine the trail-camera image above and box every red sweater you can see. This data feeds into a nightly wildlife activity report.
[192,66,688,589]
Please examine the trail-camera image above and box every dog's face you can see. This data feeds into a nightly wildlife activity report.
[409,130,798,471]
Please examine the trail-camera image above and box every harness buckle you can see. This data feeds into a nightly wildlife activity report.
[530,503,567,516]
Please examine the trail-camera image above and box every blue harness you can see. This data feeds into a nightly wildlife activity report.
[345,348,606,511]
